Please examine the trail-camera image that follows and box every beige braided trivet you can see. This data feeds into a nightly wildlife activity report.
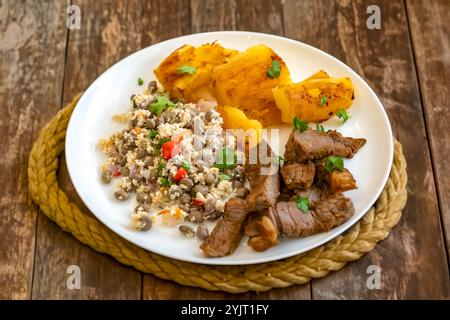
[28,94,407,293]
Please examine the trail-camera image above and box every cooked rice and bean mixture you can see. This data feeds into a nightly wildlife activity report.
[99,81,248,238]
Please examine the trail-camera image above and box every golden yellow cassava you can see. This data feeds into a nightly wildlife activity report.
[211,45,292,126]
[217,106,262,146]
[154,43,238,102]
[273,76,355,123]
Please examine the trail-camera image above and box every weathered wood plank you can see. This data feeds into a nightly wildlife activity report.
[0,0,67,299]
[406,0,450,261]
[283,0,449,299]
[31,0,184,299]
[143,0,311,300]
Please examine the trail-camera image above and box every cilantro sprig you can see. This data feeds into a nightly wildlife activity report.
[150,94,176,116]
[214,148,237,170]
[274,155,285,165]
[219,174,231,181]
[336,108,350,123]
[293,116,308,132]
[147,129,158,140]
[295,196,310,213]
[159,177,172,187]
[177,65,197,75]
[137,78,144,86]
[320,95,327,106]
[316,124,325,132]
[181,162,191,171]
[325,156,344,173]
[267,59,281,79]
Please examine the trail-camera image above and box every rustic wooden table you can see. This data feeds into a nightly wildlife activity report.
[1,0,449,300]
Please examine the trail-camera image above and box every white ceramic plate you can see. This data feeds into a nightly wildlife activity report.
[66,31,393,265]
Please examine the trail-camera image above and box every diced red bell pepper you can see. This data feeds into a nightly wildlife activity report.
[174,167,188,181]
[192,198,204,207]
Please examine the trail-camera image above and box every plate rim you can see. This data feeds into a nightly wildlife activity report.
[65,31,393,265]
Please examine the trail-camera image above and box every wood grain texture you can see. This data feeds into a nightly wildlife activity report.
[406,0,450,261]
[283,0,449,299]
[0,0,67,299]
[31,0,172,299]
[9,0,446,300]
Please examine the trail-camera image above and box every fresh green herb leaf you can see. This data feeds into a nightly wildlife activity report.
[292,116,308,132]
[214,148,237,170]
[320,95,327,106]
[274,155,285,165]
[316,124,325,132]
[157,137,171,147]
[138,78,144,86]
[325,156,345,173]
[336,108,350,123]
[157,159,165,176]
[219,174,231,181]
[181,162,190,171]
[159,177,172,187]
[267,59,281,79]
[147,129,158,140]
[177,64,197,75]
[295,196,310,213]
[150,94,176,116]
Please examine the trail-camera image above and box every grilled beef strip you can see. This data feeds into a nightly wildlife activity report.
[315,158,357,193]
[284,129,366,162]
[244,140,280,212]
[245,191,354,252]
[200,198,249,257]
[280,161,315,190]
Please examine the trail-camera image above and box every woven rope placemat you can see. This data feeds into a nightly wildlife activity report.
[28,94,407,293]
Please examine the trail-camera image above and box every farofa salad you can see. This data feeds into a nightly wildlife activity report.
[99,81,248,239]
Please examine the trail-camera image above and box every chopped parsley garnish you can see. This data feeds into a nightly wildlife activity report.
[274,155,285,165]
[181,162,190,171]
[292,116,308,132]
[320,95,327,106]
[149,94,176,116]
[157,160,165,176]
[177,64,197,75]
[137,78,144,86]
[267,59,281,79]
[336,108,350,123]
[219,174,231,181]
[147,129,158,140]
[214,148,237,170]
[157,137,171,147]
[295,196,310,213]
[325,156,344,173]
[316,124,325,132]
[159,177,172,187]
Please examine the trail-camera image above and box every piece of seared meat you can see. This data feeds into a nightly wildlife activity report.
[245,140,280,212]
[245,208,279,252]
[284,129,366,162]
[280,161,315,190]
[245,192,354,252]
[200,198,249,257]
[315,158,357,193]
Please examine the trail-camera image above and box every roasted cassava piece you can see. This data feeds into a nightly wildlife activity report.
[154,43,238,102]
[284,129,366,162]
[211,45,292,126]
[273,75,355,123]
